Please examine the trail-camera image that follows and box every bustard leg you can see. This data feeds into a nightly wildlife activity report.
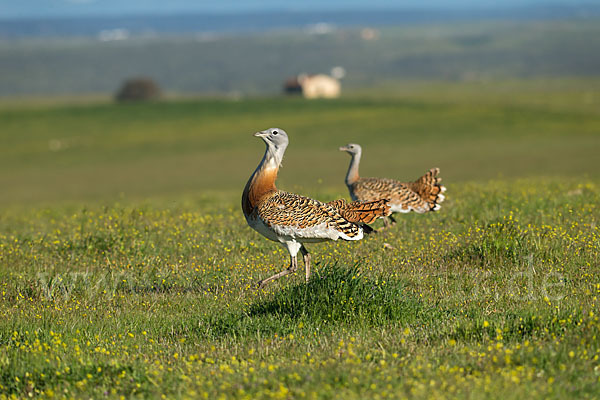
[382,215,397,229]
[300,245,311,282]
[257,255,298,289]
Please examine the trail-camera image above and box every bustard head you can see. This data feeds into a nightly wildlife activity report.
[339,143,362,156]
[254,128,289,149]
[254,128,289,166]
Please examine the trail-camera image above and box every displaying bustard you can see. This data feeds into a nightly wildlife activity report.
[242,129,391,288]
[339,143,446,227]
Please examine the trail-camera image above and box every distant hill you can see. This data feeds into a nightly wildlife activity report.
[1,5,599,38]
[0,18,599,96]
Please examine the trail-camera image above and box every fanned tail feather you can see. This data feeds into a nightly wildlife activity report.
[409,168,446,211]
[328,198,391,224]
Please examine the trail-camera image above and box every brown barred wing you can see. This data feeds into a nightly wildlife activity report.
[257,191,362,239]
[327,198,391,224]
[352,177,434,213]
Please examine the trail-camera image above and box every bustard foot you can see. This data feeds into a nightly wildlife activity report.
[256,256,299,289]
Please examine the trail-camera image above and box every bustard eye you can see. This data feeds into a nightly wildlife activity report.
[272,130,278,135]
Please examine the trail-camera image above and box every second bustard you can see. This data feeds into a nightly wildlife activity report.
[339,143,446,226]
[243,128,390,288]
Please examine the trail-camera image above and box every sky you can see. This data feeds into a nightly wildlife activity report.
[0,0,595,18]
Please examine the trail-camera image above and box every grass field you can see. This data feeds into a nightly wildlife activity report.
[1,80,599,398]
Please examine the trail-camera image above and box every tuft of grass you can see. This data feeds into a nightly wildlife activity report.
[249,264,410,325]
[196,264,426,340]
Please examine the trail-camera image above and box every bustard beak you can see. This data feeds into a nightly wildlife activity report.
[339,145,349,152]
[254,130,269,138]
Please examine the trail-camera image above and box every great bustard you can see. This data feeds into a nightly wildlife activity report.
[339,143,446,227]
[242,129,390,288]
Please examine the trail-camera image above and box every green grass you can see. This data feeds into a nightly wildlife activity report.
[1,82,600,398]
[1,179,598,399]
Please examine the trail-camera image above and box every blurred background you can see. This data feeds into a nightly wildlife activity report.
[1,0,599,206]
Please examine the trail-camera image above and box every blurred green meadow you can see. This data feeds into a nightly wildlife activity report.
[1,78,599,206]
[1,79,600,398]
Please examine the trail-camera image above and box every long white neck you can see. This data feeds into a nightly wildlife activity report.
[262,141,287,172]
[242,141,287,216]
[345,151,361,186]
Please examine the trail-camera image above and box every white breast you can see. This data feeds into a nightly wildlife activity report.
[272,222,342,242]
[246,213,280,242]
[247,214,362,244]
